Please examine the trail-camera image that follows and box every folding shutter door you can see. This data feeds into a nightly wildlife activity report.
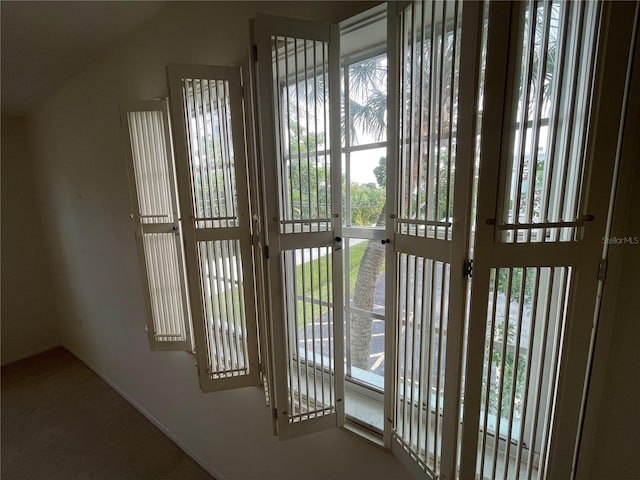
[385,2,482,478]
[121,100,192,351]
[167,64,260,392]
[459,2,637,479]
[253,14,344,439]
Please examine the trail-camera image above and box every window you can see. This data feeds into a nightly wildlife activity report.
[250,2,633,479]
[340,7,388,432]
[121,2,636,478]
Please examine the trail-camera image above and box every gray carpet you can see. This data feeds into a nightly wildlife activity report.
[1,347,214,480]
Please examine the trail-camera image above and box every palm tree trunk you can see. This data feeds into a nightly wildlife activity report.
[350,204,386,370]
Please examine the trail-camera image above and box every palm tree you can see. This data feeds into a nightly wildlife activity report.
[350,206,386,370]
[344,56,388,370]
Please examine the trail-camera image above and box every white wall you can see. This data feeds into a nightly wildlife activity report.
[27,2,412,479]
[1,115,59,365]
[587,147,640,479]
[579,34,640,477]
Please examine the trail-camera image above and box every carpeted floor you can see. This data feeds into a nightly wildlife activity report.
[1,347,214,480]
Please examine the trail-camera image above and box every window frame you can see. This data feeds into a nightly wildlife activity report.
[340,46,390,435]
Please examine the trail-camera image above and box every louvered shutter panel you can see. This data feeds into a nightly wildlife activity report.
[385,2,483,477]
[167,64,261,392]
[253,14,345,439]
[121,100,192,351]
[459,2,636,479]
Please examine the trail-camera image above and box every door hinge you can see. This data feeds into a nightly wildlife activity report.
[463,259,473,279]
[252,44,258,62]
[272,408,278,420]
[264,245,269,259]
[598,258,607,281]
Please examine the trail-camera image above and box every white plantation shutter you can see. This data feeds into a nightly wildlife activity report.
[117,6,634,461]
[459,2,637,479]
[385,1,483,477]
[167,64,261,392]
[243,51,276,413]
[121,100,192,351]
[253,14,345,439]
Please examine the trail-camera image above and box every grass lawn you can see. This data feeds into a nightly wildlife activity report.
[204,241,385,333]
[293,240,380,328]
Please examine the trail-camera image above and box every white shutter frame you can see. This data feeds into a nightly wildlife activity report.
[253,14,345,440]
[244,36,278,423]
[438,2,484,478]
[167,64,261,392]
[384,1,400,451]
[121,100,193,352]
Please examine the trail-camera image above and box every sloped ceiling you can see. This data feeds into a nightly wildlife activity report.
[1,1,169,115]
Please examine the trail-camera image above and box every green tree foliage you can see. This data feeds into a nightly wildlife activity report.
[373,156,386,187]
[347,156,386,227]
[484,267,538,421]
[349,182,385,226]
[286,121,330,220]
